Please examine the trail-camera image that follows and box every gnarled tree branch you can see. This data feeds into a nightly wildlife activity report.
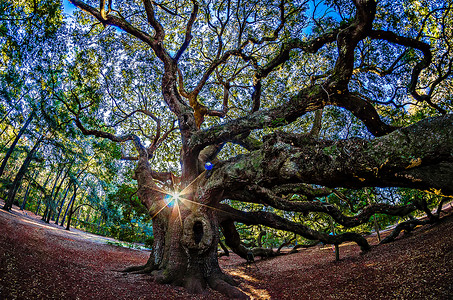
[218,203,371,251]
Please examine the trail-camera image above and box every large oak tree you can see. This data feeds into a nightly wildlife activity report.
[61,0,452,297]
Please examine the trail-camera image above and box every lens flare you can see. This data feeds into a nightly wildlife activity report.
[164,192,180,207]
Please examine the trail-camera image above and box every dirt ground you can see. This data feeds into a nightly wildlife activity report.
[0,201,452,299]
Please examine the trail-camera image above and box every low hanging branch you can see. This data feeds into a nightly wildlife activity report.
[380,218,429,244]
[244,185,418,228]
[381,196,450,244]
[220,219,275,260]
[218,203,371,251]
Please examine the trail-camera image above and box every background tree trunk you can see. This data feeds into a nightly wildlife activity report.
[43,165,64,222]
[65,189,77,230]
[20,175,33,210]
[0,111,34,177]
[3,136,42,211]
[61,186,77,227]
[35,172,52,215]
[55,182,72,224]
[50,161,73,221]
[329,217,340,261]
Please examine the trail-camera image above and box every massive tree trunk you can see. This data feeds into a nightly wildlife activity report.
[128,154,247,298]
[126,114,453,299]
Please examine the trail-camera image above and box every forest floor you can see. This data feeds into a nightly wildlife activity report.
[0,201,452,300]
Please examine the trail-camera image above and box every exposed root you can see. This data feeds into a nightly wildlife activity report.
[251,247,275,258]
[150,270,170,284]
[121,264,148,273]
[130,266,154,274]
[120,262,155,275]
[208,277,249,299]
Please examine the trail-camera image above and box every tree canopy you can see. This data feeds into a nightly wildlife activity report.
[1,0,452,297]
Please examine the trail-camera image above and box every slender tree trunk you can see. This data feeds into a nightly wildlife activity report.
[42,165,64,223]
[45,206,53,223]
[20,178,32,210]
[35,171,52,215]
[373,216,381,241]
[329,217,340,261]
[0,125,8,138]
[61,187,76,226]
[59,167,88,227]
[366,188,381,241]
[42,199,52,222]
[0,111,34,177]
[76,206,82,225]
[96,212,101,234]
[50,161,73,221]
[257,230,266,247]
[62,185,79,229]
[85,207,91,223]
[2,136,42,211]
[65,191,78,231]
[0,105,15,125]
[20,169,38,210]
[42,206,49,221]
[55,182,72,224]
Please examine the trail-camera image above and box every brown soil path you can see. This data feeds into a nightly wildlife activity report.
[0,202,452,299]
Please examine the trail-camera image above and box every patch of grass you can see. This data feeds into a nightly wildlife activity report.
[106,240,141,249]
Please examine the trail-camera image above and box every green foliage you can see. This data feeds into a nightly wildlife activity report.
[101,183,153,244]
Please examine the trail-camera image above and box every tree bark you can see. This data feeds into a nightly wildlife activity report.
[122,156,248,299]
[209,115,453,197]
